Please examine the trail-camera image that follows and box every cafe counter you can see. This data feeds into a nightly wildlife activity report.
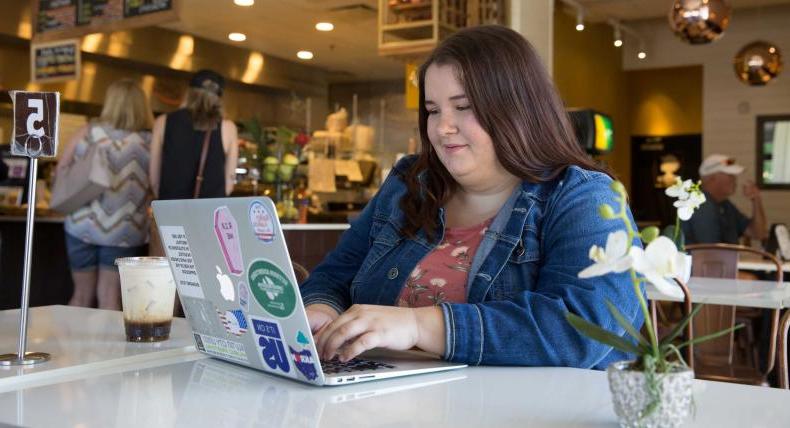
[0,214,347,310]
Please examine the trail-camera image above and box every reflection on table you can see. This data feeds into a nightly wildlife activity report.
[2,356,790,427]
[0,305,194,391]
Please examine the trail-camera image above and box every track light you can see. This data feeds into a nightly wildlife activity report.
[613,24,623,47]
[637,41,647,59]
[576,9,585,31]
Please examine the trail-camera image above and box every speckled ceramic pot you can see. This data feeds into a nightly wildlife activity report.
[607,361,694,428]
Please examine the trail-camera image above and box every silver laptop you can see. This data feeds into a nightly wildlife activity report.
[152,196,466,386]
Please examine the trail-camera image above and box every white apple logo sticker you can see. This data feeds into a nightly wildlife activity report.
[216,265,235,301]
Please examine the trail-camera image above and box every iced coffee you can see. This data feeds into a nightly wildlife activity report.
[116,257,176,342]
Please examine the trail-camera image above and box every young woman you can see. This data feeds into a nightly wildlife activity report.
[59,79,153,309]
[301,25,643,368]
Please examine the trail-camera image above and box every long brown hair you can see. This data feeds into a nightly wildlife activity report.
[400,25,610,241]
[99,79,153,132]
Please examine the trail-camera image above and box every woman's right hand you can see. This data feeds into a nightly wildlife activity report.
[305,303,340,335]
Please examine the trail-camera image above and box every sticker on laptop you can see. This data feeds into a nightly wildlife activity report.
[249,201,275,243]
[181,296,223,334]
[216,309,249,337]
[215,265,236,302]
[214,206,244,276]
[159,225,204,299]
[194,333,249,364]
[248,259,296,318]
[289,346,319,381]
[296,331,310,346]
[249,316,294,377]
[238,281,250,312]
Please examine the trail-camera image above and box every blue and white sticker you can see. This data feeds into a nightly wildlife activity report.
[249,315,295,377]
[249,201,275,243]
[238,281,250,312]
[216,309,248,337]
[289,346,319,381]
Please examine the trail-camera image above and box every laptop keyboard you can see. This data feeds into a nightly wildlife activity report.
[321,357,396,375]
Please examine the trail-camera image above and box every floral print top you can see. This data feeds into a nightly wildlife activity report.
[396,218,493,307]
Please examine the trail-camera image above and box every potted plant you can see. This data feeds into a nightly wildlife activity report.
[566,181,739,428]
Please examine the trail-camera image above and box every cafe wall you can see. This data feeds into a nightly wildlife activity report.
[553,8,631,189]
[626,66,703,136]
[623,4,790,226]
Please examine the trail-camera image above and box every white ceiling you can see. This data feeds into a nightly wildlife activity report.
[164,0,790,83]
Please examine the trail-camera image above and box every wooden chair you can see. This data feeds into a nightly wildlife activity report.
[684,243,783,386]
[292,261,310,286]
[779,309,790,389]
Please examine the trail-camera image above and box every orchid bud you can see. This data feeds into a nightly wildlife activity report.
[640,226,660,244]
[599,204,616,219]
[610,181,626,195]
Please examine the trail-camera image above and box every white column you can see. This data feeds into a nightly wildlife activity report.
[509,0,554,76]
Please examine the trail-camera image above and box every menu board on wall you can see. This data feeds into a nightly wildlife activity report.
[33,0,179,42]
[30,39,81,83]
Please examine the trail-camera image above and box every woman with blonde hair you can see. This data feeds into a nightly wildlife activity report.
[58,79,154,309]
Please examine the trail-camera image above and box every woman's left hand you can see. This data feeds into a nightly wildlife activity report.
[315,304,421,362]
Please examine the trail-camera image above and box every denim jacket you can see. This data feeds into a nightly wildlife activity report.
[301,156,643,368]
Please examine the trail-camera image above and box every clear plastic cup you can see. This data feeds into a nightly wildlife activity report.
[115,257,176,342]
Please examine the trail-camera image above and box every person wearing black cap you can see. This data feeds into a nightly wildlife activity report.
[148,69,239,255]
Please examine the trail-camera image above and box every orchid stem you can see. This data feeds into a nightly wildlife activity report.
[673,215,681,250]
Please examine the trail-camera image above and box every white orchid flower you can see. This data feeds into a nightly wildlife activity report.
[578,230,634,279]
[674,191,706,221]
[665,178,692,199]
[630,236,686,298]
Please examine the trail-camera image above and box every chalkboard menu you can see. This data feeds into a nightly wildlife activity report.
[125,0,172,17]
[30,39,81,83]
[33,0,178,41]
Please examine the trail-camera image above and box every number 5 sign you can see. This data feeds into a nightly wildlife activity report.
[10,91,60,158]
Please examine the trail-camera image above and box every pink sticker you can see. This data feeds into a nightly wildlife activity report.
[214,206,243,276]
[249,201,274,243]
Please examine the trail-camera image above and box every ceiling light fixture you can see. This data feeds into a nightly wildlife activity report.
[575,10,585,31]
[613,23,623,47]
[234,0,254,6]
[315,22,334,32]
[637,41,647,59]
[228,32,246,42]
[297,50,314,60]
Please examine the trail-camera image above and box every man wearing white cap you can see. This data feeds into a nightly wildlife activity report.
[682,154,767,245]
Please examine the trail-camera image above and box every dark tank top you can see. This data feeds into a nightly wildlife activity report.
[159,108,226,199]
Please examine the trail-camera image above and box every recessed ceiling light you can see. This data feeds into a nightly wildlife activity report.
[234,0,254,6]
[297,50,314,60]
[228,32,246,42]
[315,22,334,31]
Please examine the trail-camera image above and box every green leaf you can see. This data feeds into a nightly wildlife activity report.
[599,204,616,219]
[658,304,702,349]
[566,312,641,355]
[640,226,660,244]
[675,324,745,350]
[604,300,650,349]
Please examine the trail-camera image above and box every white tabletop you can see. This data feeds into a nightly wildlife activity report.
[0,356,788,428]
[738,256,790,273]
[0,306,195,392]
[646,276,790,309]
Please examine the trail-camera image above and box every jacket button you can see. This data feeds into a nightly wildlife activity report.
[387,267,399,280]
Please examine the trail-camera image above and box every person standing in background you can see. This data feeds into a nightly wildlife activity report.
[149,69,239,200]
[58,79,154,310]
[148,69,239,256]
[682,154,768,245]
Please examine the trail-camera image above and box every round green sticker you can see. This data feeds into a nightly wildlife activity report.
[248,259,297,318]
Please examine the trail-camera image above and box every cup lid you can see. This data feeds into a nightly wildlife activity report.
[115,257,170,267]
